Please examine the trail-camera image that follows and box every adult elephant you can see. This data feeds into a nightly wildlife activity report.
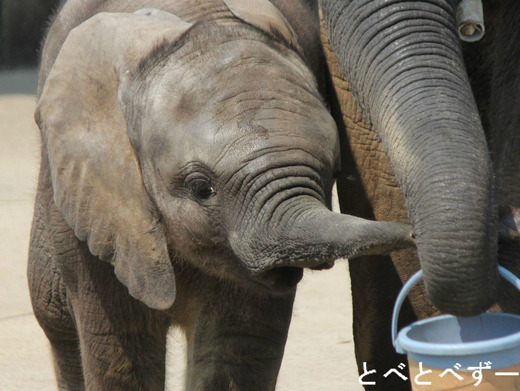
[320,0,520,389]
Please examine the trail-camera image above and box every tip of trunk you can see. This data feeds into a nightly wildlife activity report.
[416,227,499,316]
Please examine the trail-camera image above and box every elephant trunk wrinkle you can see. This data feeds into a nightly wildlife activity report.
[322,0,498,315]
[231,203,414,275]
[226,162,330,234]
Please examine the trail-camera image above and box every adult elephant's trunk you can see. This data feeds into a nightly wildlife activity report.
[321,0,498,315]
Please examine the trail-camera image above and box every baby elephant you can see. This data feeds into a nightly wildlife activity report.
[28,0,412,390]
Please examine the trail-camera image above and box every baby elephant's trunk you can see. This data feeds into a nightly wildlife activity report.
[230,200,414,271]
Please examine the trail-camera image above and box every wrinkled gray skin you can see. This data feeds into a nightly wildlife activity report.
[320,0,520,389]
[28,0,413,390]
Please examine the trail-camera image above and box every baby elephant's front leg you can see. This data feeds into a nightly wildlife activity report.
[184,286,296,391]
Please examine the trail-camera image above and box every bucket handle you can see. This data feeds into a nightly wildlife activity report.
[392,266,520,354]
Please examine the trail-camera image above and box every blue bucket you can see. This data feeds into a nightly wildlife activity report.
[392,267,520,389]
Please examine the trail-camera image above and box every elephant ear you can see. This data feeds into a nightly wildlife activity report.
[223,0,300,50]
[35,11,192,310]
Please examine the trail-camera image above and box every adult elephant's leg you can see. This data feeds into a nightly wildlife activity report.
[321,20,437,389]
[184,280,294,391]
[322,32,429,391]
[474,0,520,313]
[71,256,170,391]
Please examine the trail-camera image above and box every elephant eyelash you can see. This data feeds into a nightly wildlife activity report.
[177,164,219,203]
[179,162,214,178]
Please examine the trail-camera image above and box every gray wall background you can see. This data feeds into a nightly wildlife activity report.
[0,0,62,67]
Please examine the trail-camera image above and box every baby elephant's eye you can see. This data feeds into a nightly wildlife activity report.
[189,178,216,201]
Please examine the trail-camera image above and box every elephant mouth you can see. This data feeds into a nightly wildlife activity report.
[249,259,335,294]
[251,267,304,293]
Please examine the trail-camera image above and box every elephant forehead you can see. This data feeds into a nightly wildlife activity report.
[145,111,221,160]
[138,26,338,176]
[145,31,321,120]
[214,119,339,167]
[146,114,338,184]
[144,89,337,173]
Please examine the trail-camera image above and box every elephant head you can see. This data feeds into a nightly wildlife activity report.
[35,5,413,310]
[321,0,498,315]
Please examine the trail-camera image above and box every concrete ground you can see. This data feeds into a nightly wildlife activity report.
[0,68,363,390]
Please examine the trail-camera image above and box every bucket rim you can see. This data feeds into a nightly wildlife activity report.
[392,266,520,354]
[397,312,520,356]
